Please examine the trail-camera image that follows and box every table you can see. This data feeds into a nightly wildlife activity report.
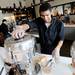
[32,53,73,75]
[0,57,6,75]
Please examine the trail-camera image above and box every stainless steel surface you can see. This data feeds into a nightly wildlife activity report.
[32,53,72,75]
[4,35,35,45]
[4,35,36,75]
[4,35,36,61]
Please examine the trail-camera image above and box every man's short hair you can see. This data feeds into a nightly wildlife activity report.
[39,2,51,12]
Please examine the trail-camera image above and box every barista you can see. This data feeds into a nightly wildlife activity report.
[12,2,64,59]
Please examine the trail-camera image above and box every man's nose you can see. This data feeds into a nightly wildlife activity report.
[44,16,47,20]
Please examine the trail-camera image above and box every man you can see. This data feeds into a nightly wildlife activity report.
[12,2,64,59]
[0,32,4,47]
[0,19,9,46]
[0,19,9,39]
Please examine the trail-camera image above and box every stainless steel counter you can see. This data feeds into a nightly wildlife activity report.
[64,24,75,40]
[32,53,72,75]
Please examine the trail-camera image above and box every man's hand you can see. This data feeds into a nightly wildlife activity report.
[52,48,60,63]
[52,40,63,62]
[12,24,29,39]
[12,28,25,39]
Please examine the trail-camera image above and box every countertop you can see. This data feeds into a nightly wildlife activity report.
[64,23,75,27]
[32,53,73,75]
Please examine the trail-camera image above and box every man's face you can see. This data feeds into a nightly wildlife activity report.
[40,10,52,23]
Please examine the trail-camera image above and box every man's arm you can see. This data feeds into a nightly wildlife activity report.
[12,19,38,39]
[55,40,63,52]
[55,21,64,51]
[52,40,63,59]
[52,21,64,62]
[18,24,30,31]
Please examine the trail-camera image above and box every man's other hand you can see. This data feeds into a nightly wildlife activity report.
[12,24,29,39]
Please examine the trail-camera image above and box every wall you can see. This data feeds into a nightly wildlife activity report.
[0,0,75,8]
[35,0,75,17]
[0,0,19,8]
[0,0,33,8]
[51,0,75,6]
[0,0,75,22]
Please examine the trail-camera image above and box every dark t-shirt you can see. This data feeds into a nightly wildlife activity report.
[27,17,64,54]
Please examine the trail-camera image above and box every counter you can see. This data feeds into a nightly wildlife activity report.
[0,57,6,75]
[32,53,73,75]
[64,24,75,28]
[64,24,75,40]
